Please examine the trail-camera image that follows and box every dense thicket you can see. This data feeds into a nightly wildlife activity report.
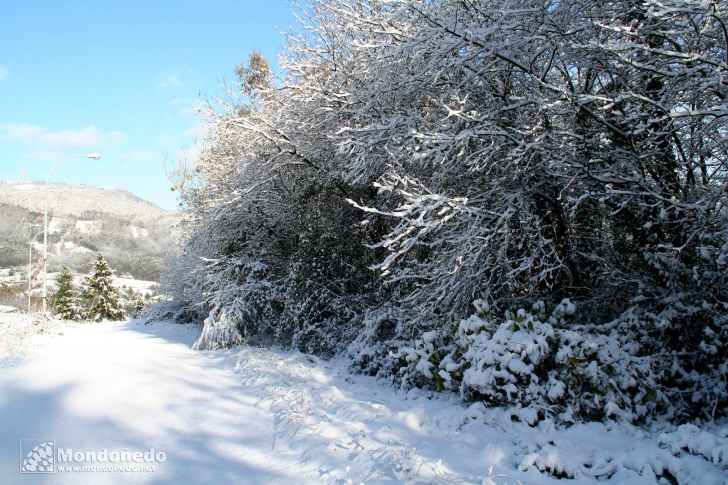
[170,0,728,424]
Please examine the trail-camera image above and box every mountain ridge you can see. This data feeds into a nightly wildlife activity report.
[0,181,174,220]
[0,182,180,280]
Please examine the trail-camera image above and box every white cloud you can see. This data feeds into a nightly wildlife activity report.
[118,149,159,164]
[158,72,183,90]
[0,65,8,81]
[0,123,127,150]
[26,151,68,162]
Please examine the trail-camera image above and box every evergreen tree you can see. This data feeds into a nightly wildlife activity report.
[48,266,80,320]
[82,253,125,322]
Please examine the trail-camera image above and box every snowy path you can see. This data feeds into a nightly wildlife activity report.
[0,321,316,484]
[1,319,726,484]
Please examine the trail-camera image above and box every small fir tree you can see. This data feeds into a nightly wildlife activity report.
[82,253,125,321]
[121,287,147,318]
[49,266,80,320]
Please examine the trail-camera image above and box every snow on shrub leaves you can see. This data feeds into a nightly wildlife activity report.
[395,299,662,424]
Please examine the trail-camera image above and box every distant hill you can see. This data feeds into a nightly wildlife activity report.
[0,182,180,281]
[0,182,169,219]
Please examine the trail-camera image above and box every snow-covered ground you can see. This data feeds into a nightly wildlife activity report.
[0,315,725,484]
[114,277,159,295]
[0,313,68,368]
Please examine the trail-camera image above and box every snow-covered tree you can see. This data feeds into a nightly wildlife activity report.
[82,253,125,321]
[48,266,80,320]
[169,0,727,423]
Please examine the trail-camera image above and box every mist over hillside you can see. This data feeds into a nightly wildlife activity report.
[0,182,179,281]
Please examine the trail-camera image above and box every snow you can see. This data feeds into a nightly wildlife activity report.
[128,225,149,239]
[0,316,726,484]
[10,184,34,191]
[75,220,97,234]
[0,182,170,219]
[47,216,65,235]
[114,277,158,294]
[0,314,67,368]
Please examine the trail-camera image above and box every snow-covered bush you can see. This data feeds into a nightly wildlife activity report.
[189,257,285,350]
[168,0,727,423]
[119,285,161,318]
[658,424,728,470]
[612,302,728,422]
[394,300,662,424]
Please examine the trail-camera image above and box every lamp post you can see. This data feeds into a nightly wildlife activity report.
[28,229,43,313]
[42,153,102,313]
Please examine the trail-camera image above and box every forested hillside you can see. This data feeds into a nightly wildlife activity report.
[0,182,178,280]
[169,0,727,425]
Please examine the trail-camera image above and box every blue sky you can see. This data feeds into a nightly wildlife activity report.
[0,0,295,211]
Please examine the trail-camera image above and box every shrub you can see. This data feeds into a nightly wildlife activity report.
[393,299,663,424]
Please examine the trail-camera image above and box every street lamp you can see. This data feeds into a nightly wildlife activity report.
[28,229,43,312]
[42,153,102,313]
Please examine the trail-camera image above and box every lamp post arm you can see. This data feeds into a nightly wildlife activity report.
[41,153,101,313]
